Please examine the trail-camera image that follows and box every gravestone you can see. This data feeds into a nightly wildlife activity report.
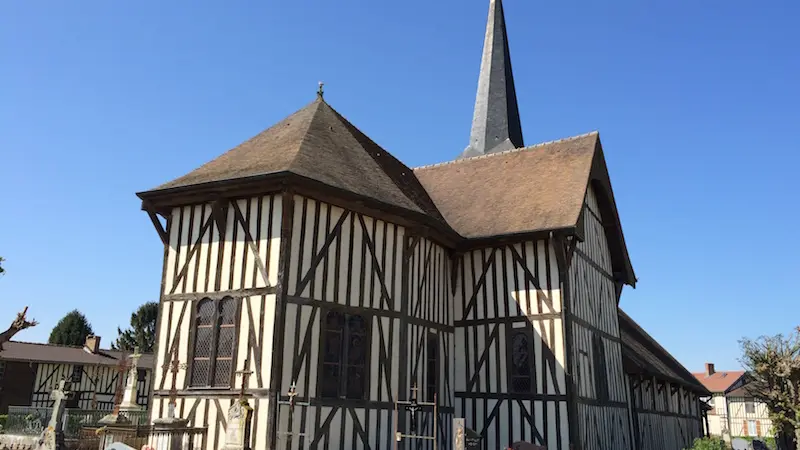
[511,442,546,450]
[752,439,768,450]
[222,400,253,450]
[36,379,70,450]
[453,418,465,450]
[732,437,752,450]
[464,428,481,450]
[118,349,143,410]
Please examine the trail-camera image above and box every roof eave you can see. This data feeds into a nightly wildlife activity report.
[137,171,463,248]
[589,137,637,288]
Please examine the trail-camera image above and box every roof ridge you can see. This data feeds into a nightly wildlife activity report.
[415,131,599,171]
[289,98,326,169]
[6,340,136,354]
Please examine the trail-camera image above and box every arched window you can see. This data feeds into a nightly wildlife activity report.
[426,334,438,402]
[509,327,533,393]
[190,297,238,388]
[320,311,369,399]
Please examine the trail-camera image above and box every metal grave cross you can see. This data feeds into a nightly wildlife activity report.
[287,382,298,408]
[405,383,422,434]
[235,359,254,400]
[163,346,187,418]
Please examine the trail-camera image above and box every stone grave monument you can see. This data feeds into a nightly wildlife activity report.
[36,379,71,450]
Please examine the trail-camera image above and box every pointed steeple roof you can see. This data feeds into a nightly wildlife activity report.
[461,0,524,159]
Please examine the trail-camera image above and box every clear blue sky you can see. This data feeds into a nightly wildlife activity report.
[1,1,798,373]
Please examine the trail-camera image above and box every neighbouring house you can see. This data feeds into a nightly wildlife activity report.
[692,363,772,441]
[0,335,154,413]
[136,0,708,449]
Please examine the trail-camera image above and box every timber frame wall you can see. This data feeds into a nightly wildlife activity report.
[566,185,633,450]
[147,184,705,450]
[30,363,152,410]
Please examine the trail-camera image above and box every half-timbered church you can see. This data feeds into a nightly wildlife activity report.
[137,1,709,449]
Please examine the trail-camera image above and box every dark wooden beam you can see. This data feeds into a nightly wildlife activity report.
[143,201,169,246]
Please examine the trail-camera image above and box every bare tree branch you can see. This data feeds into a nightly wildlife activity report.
[0,306,38,350]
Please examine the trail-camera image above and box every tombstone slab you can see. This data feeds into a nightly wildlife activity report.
[732,437,752,450]
[221,400,253,450]
[511,442,547,450]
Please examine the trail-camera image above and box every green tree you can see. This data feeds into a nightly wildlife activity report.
[112,302,158,352]
[740,327,800,450]
[48,310,94,346]
[0,256,5,275]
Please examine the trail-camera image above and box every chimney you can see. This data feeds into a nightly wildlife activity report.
[85,335,101,354]
[705,362,715,376]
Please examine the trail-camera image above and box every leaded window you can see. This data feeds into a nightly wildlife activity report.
[190,297,238,388]
[71,365,83,384]
[426,333,438,402]
[592,333,609,401]
[320,311,369,399]
[509,326,534,393]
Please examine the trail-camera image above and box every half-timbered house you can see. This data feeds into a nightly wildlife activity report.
[138,1,706,449]
[0,336,154,413]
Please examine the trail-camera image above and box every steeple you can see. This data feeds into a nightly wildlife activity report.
[461,0,524,159]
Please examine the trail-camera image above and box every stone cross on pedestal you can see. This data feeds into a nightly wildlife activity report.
[37,379,71,450]
[118,347,142,410]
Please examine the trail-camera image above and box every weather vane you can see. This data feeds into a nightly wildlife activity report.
[317,81,324,99]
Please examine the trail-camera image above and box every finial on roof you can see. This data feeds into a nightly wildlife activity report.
[317,81,324,99]
[460,0,524,159]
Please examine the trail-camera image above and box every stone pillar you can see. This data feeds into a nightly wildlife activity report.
[118,351,142,410]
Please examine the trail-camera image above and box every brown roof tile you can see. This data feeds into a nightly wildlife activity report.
[691,370,746,393]
[144,98,443,221]
[0,341,154,369]
[414,132,598,238]
[619,309,709,394]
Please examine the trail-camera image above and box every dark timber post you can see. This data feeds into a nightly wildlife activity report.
[268,189,295,450]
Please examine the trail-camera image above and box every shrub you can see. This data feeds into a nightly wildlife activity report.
[685,436,729,450]
[0,414,6,433]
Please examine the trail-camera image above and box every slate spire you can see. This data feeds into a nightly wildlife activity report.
[461,0,524,159]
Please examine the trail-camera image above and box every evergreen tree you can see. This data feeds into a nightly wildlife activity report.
[48,310,94,346]
[112,302,158,352]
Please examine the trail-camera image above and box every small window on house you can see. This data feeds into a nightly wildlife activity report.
[745,401,755,414]
[747,420,757,436]
[509,326,534,393]
[71,365,83,384]
[426,333,438,402]
[320,311,369,399]
[190,297,238,388]
[592,333,609,401]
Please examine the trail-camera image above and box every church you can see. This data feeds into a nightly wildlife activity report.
[138,1,709,449]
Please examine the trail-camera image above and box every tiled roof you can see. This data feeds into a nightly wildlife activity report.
[0,341,154,369]
[141,98,445,223]
[619,309,709,394]
[691,370,746,393]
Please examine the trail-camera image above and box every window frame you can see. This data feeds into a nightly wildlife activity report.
[591,332,609,402]
[426,332,439,402]
[71,365,83,384]
[747,419,757,436]
[187,296,241,389]
[507,323,535,394]
[318,308,371,401]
